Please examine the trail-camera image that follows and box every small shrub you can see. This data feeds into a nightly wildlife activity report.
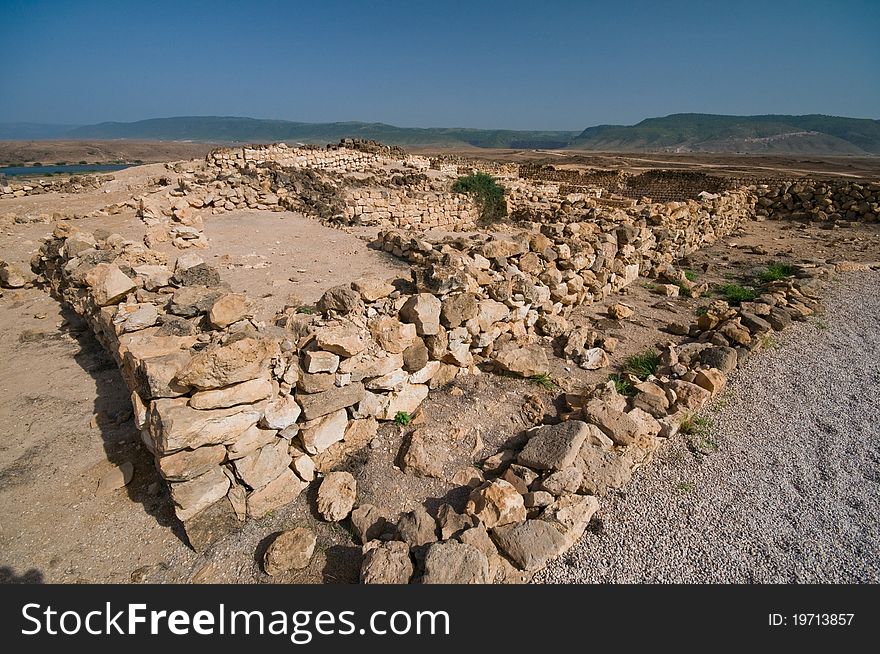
[715,283,757,305]
[609,374,635,397]
[296,305,317,315]
[757,262,797,283]
[394,411,412,426]
[529,373,556,390]
[452,173,507,222]
[684,270,698,282]
[623,349,660,380]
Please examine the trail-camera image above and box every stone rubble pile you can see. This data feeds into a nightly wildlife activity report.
[349,265,830,584]
[33,226,492,550]
[0,174,109,198]
[371,187,753,372]
[755,180,880,223]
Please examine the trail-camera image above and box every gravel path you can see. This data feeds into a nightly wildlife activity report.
[537,271,880,583]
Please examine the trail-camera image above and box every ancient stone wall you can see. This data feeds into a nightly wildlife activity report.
[342,187,478,229]
[209,143,430,175]
[0,174,108,198]
[758,179,880,223]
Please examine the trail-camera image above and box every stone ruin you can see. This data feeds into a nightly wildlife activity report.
[27,139,880,582]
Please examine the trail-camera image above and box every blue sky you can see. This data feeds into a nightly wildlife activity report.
[1,0,877,129]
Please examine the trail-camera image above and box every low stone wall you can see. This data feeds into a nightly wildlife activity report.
[342,187,478,229]
[758,179,880,223]
[1,174,108,198]
[36,225,527,550]
[209,142,430,175]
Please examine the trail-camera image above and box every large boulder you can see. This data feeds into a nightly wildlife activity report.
[148,398,265,453]
[299,409,349,454]
[493,344,550,378]
[232,439,291,490]
[421,542,490,584]
[399,294,442,336]
[490,520,567,572]
[263,527,317,575]
[465,480,526,529]
[157,444,226,482]
[174,338,278,390]
[315,324,367,356]
[168,467,230,521]
[440,293,478,328]
[247,469,307,519]
[84,263,136,306]
[208,293,248,329]
[360,540,413,584]
[189,378,273,410]
[518,421,590,471]
[400,429,448,478]
[583,399,641,446]
[317,285,364,315]
[397,507,438,548]
[316,471,357,521]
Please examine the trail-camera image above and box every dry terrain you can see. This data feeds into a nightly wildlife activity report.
[0,141,223,167]
[1,148,878,584]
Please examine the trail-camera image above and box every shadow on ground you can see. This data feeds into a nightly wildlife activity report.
[59,304,190,548]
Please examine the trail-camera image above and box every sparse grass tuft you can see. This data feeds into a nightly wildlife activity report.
[296,305,317,315]
[684,269,698,282]
[695,305,708,316]
[393,411,412,426]
[529,373,557,390]
[757,261,797,283]
[760,334,779,349]
[715,283,757,305]
[609,373,636,397]
[676,481,695,495]
[623,349,660,380]
[680,414,717,453]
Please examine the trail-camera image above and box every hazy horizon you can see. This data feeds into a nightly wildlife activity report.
[1,0,879,130]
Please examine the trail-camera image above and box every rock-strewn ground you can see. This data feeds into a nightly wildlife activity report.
[537,270,880,583]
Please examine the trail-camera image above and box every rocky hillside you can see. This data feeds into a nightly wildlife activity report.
[567,114,880,154]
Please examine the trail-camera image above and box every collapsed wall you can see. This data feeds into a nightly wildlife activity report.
[1,174,109,198]
[756,179,880,222]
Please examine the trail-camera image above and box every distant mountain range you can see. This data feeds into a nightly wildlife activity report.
[569,114,880,154]
[1,114,878,154]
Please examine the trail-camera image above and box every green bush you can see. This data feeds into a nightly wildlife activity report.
[715,284,757,305]
[757,262,797,283]
[452,173,507,222]
[623,349,660,380]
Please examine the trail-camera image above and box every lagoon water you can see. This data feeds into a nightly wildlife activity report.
[0,163,132,177]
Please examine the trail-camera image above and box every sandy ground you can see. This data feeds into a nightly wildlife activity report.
[537,270,880,583]
[0,141,221,166]
[1,155,879,584]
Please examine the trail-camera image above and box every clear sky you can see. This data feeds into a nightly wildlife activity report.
[1,0,878,130]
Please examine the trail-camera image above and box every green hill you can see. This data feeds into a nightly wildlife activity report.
[63,116,578,149]
[5,114,877,154]
[568,114,880,154]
